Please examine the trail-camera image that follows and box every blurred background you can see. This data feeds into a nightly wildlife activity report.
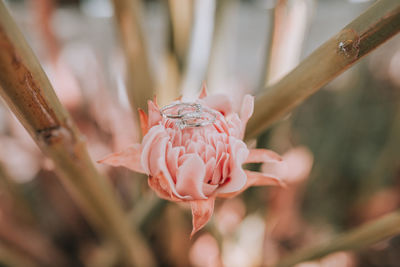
[0,0,399,266]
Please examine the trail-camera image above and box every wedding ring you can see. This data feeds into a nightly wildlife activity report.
[160,102,217,129]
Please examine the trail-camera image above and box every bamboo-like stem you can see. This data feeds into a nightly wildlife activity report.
[0,2,155,266]
[245,0,400,140]
[167,0,193,70]
[157,5,181,105]
[112,0,155,112]
[156,0,193,105]
[260,0,311,87]
[275,210,400,267]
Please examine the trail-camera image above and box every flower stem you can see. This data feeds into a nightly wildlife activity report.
[0,2,155,266]
[275,210,400,267]
[245,0,400,140]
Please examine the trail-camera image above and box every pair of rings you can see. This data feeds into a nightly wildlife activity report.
[160,102,217,129]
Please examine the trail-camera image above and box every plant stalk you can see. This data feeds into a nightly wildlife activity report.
[0,2,155,266]
[275,210,400,267]
[246,0,400,140]
[112,0,155,112]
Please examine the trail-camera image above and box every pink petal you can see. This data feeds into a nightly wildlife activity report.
[238,94,254,138]
[217,139,248,194]
[216,165,246,194]
[200,94,233,116]
[176,154,207,200]
[222,153,230,179]
[261,160,288,183]
[141,126,165,174]
[240,94,254,124]
[148,100,162,127]
[218,170,284,198]
[202,183,218,196]
[278,146,313,184]
[166,145,180,182]
[148,174,181,202]
[148,136,168,175]
[205,157,216,183]
[199,81,208,99]
[157,152,192,201]
[190,197,216,238]
[98,144,145,173]
[227,114,243,138]
[153,95,158,105]
[138,108,149,136]
[245,170,285,187]
[245,149,282,164]
[147,135,191,201]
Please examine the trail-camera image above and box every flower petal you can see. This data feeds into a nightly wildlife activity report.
[98,144,144,173]
[239,94,254,138]
[166,144,180,182]
[217,139,249,194]
[245,170,285,187]
[158,152,192,201]
[199,81,208,99]
[200,94,233,116]
[138,108,149,136]
[245,148,283,164]
[217,166,247,194]
[240,94,254,124]
[148,100,162,127]
[148,174,181,202]
[218,170,285,198]
[202,183,218,196]
[190,197,216,238]
[176,154,207,200]
[141,126,166,174]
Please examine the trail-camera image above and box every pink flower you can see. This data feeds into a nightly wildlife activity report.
[99,84,285,236]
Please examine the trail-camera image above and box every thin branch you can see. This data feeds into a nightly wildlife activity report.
[245,0,400,140]
[275,210,400,267]
[0,2,155,266]
[112,0,155,112]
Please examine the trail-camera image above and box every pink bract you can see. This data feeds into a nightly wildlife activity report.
[99,84,285,237]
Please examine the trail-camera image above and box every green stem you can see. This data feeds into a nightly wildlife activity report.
[245,0,400,140]
[0,2,155,266]
[276,211,400,267]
